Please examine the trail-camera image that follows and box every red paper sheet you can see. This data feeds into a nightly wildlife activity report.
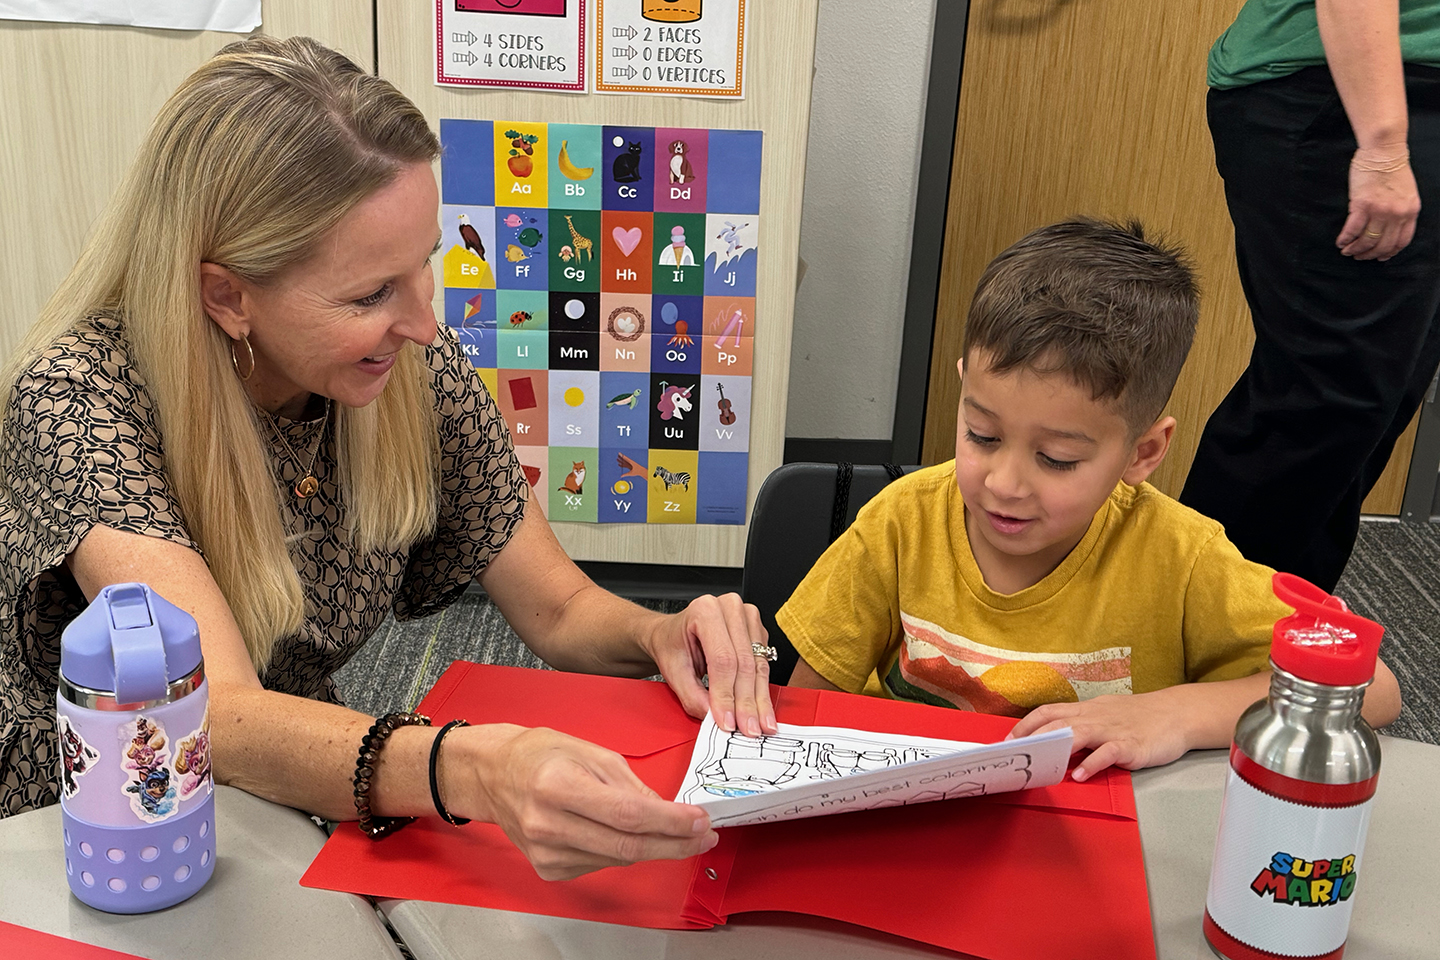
[302,664,1156,960]
[0,920,151,959]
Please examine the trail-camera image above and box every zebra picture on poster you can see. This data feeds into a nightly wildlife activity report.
[439,119,762,525]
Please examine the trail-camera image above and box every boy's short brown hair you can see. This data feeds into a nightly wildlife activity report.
[961,218,1199,431]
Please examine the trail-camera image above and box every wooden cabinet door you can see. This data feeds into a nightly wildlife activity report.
[922,0,1416,513]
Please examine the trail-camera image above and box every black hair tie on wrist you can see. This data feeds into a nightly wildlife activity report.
[428,719,472,826]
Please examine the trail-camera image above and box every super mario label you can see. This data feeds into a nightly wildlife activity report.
[1206,769,1372,957]
[1251,851,1358,907]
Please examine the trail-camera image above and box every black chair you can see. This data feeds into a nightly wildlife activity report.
[741,462,919,685]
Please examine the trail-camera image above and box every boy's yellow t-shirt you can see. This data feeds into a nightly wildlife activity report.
[776,462,1284,715]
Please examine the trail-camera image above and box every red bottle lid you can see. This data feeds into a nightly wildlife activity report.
[1270,572,1383,686]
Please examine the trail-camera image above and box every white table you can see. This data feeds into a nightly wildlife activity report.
[377,734,1440,960]
[0,785,403,960]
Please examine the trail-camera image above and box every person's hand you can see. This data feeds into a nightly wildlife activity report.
[642,593,778,737]
[1336,145,1420,261]
[1006,689,1198,782]
[450,724,718,881]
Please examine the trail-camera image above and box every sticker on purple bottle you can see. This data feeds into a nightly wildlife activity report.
[119,715,178,823]
[58,715,99,799]
[172,706,212,802]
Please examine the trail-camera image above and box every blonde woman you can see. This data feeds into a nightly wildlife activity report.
[0,36,775,880]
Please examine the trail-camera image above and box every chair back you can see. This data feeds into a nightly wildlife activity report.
[741,462,918,684]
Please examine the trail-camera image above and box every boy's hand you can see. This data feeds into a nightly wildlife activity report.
[1007,691,1199,782]
[1006,673,1273,782]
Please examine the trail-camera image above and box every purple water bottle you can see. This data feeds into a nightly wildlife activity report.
[57,583,215,913]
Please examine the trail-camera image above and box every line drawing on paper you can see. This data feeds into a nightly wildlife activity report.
[674,716,1071,828]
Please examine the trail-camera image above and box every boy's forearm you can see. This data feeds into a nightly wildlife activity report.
[1174,672,1274,752]
[1177,661,1402,752]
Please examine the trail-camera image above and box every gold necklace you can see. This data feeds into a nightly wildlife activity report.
[262,399,331,499]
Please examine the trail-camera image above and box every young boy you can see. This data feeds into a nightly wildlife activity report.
[781,219,1401,780]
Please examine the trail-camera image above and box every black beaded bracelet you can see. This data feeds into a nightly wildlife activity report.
[353,711,432,840]
[428,719,472,826]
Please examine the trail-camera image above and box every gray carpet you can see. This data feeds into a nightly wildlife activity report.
[1335,520,1440,745]
[334,593,682,717]
[336,518,1440,743]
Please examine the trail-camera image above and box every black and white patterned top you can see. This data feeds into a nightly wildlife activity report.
[0,315,528,817]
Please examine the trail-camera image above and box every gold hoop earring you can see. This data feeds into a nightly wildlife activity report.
[231,335,255,382]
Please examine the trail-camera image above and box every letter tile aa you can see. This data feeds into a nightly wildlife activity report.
[495,121,548,208]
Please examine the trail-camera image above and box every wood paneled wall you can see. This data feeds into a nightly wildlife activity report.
[923,0,1416,513]
[0,2,371,361]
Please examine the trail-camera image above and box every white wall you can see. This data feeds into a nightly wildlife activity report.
[786,0,937,440]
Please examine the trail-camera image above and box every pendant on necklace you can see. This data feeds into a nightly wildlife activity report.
[294,475,319,499]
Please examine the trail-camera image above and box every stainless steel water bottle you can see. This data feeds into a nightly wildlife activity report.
[1203,573,1383,960]
[57,583,215,913]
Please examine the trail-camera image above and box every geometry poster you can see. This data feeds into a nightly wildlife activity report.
[435,0,586,92]
[439,120,762,524]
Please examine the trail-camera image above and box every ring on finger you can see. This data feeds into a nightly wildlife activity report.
[1364,229,1382,238]
[751,642,778,662]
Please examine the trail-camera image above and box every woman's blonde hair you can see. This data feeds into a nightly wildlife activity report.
[0,36,442,674]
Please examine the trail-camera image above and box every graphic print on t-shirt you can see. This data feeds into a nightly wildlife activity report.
[884,612,1133,716]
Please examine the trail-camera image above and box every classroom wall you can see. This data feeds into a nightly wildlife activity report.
[0,2,932,450]
[785,0,938,442]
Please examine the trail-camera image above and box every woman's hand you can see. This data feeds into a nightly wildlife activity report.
[642,594,778,737]
[1337,146,1420,261]
[447,723,718,881]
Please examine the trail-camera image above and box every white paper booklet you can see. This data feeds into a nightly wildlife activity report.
[673,716,1073,828]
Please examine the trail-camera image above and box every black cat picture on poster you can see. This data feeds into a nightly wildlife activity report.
[603,127,655,211]
[612,142,644,183]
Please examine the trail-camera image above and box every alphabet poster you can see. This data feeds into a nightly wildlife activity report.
[435,0,587,91]
[439,119,762,524]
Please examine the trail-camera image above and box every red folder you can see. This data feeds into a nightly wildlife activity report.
[0,921,151,959]
[302,663,1155,960]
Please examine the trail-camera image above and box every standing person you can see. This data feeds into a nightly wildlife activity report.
[0,36,777,881]
[1182,1,1440,591]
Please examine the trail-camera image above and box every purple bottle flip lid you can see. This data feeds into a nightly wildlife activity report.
[61,583,202,702]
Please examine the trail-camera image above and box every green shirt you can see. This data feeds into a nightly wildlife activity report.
[1209,0,1440,89]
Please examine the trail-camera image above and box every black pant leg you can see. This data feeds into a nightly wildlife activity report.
[1181,66,1440,591]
